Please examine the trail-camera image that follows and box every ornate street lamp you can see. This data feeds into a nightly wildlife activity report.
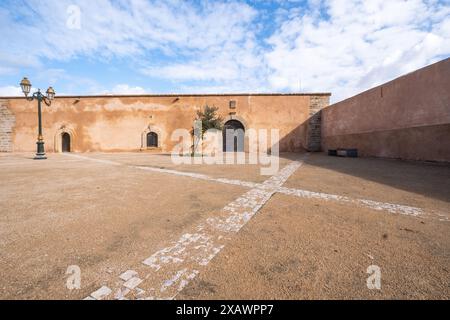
[20,77,55,160]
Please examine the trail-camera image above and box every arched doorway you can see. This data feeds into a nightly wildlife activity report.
[62,132,71,152]
[147,132,158,148]
[223,120,245,152]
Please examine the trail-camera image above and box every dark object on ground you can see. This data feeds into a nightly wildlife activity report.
[346,149,358,158]
[329,149,358,158]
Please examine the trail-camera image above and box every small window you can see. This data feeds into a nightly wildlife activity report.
[147,132,158,148]
[229,100,236,109]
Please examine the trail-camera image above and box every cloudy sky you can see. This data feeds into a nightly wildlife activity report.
[0,0,449,102]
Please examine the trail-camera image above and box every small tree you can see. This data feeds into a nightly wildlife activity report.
[196,105,223,135]
[192,105,223,155]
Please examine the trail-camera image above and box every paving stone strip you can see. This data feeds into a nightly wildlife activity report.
[60,154,446,300]
[276,186,424,217]
[62,153,432,218]
[84,159,306,300]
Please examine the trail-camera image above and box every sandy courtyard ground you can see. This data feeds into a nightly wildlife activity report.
[0,152,449,300]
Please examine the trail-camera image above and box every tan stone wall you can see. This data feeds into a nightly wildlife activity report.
[305,95,330,151]
[0,100,15,152]
[322,58,450,162]
[5,93,330,153]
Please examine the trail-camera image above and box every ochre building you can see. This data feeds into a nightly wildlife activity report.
[0,93,330,153]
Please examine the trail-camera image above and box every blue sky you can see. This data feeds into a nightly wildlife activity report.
[0,0,449,102]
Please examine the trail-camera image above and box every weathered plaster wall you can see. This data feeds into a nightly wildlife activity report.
[5,93,330,153]
[0,99,15,152]
[322,58,450,162]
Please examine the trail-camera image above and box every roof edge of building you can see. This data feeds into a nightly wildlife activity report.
[0,92,331,99]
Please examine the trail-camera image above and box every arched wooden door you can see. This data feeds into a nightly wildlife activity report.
[62,133,71,152]
[223,120,245,152]
[147,132,158,148]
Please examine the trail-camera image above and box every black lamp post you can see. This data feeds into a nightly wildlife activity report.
[20,77,55,160]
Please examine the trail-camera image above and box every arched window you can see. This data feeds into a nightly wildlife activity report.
[147,132,158,148]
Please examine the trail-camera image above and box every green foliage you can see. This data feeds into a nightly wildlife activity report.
[191,105,223,156]
[196,105,223,136]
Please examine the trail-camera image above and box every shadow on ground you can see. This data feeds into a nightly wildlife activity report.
[282,152,450,203]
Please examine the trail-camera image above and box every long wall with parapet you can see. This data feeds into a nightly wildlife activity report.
[322,58,450,162]
[0,93,330,153]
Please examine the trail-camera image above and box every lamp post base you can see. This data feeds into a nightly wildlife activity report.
[34,141,47,160]
[34,153,47,160]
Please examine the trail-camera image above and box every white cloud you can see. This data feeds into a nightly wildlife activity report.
[101,84,148,95]
[0,0,449,100]
[0,1,258,64]
[0,86,22,96]
[0,0,264,92]
[138,1,264,88]
[265,0,450,102]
